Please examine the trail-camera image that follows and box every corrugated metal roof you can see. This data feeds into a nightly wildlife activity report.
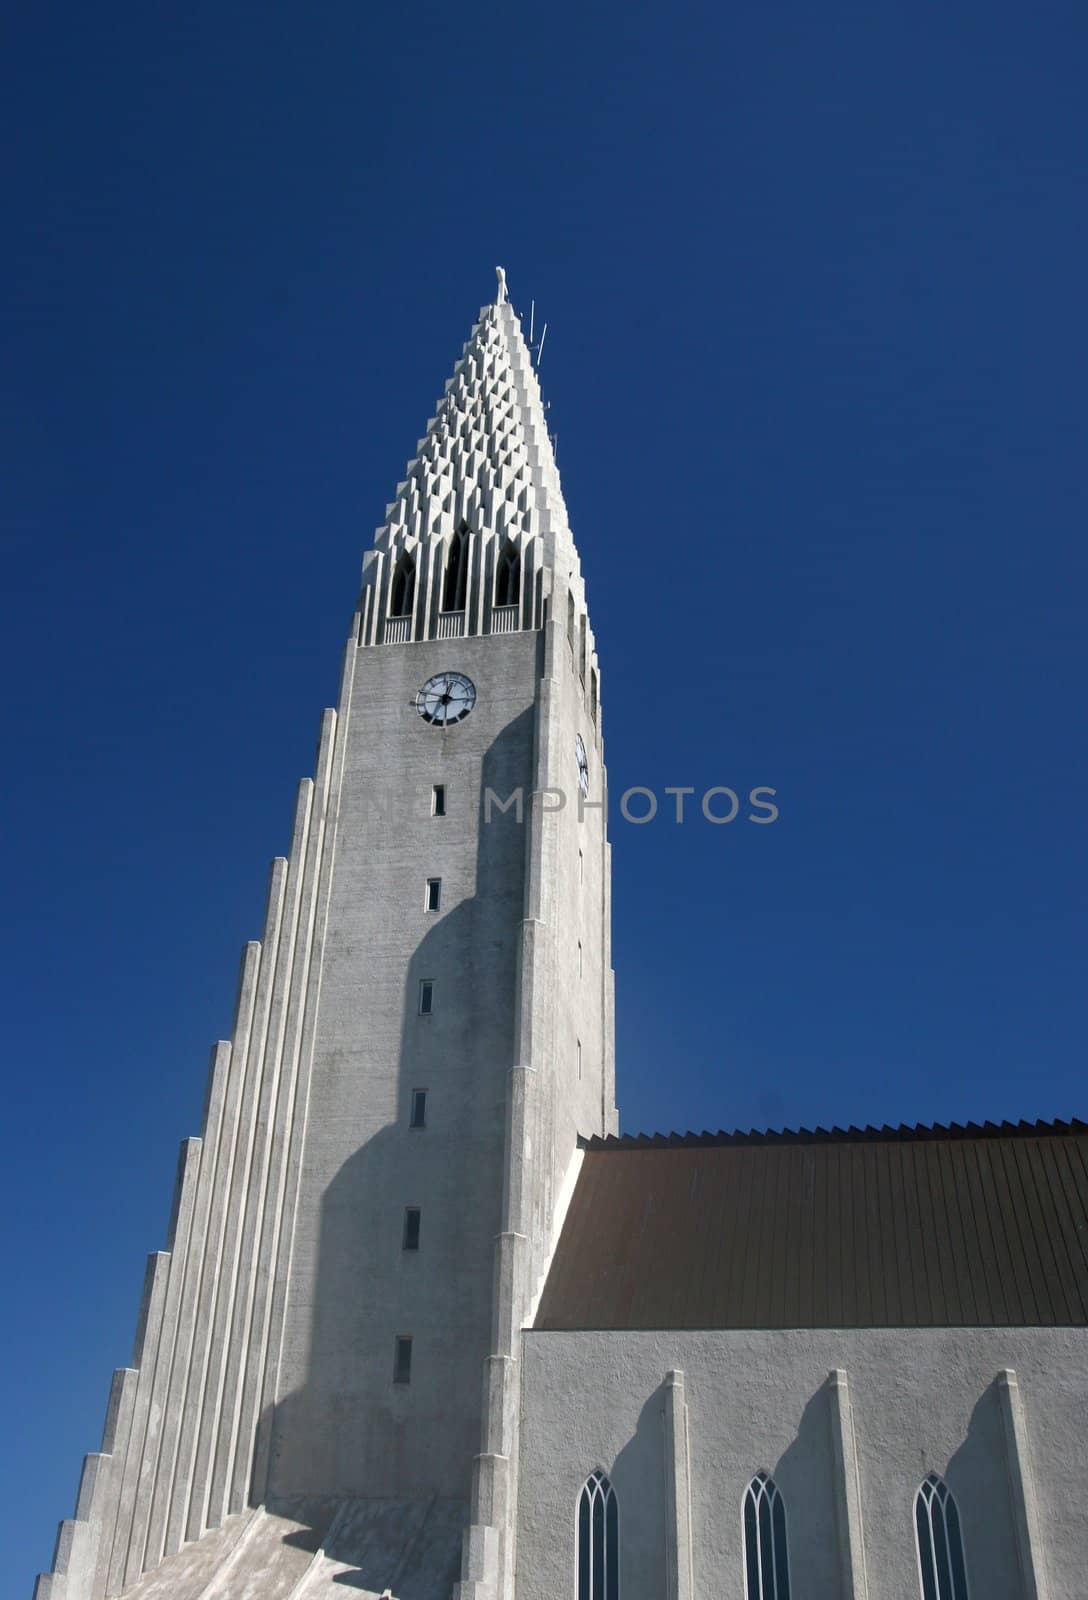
[533,1120,1088,1330]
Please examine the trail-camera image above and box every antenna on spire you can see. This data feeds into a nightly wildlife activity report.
[495,265,507,304]
[536,323,547,364]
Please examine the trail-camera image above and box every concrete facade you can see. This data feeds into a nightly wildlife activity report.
[516,1328,1087,1600]
[35,276,615,1600]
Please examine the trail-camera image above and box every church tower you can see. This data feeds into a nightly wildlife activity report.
[37,271,616,1600]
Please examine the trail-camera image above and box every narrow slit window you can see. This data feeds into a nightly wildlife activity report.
[409,1089,427,1128]
[425,878,441,912]
[393,1336,412,1384]
[567,591,576,652]
[579,849,584,884]
[579,615,587,683]
[590,670,598,725]
[402,1207,421,1250]
[577,1039,582,1079]
[418,979,434,1015]
[432,784,446,817]
[578,941,583,978]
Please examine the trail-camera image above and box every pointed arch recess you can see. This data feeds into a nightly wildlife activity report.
[915,1474,969,1600]
[443,525,469,612]
[494,540,521,608]
[390,552,416,618]
[577,1469,618,1600]
[743,1472,790,1600]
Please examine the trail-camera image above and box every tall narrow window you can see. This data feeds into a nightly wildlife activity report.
[578,941,583,978]
[402,1207,421,1250]
[495,541,521,607]
[579,615,587,683]
[443,526,469,611]
[409,1089,427,1128]
[393,1336,412,1384]
[577,1039,582,1079]
[577,1469,618,1600]
[418,979,434,1015]
[425,878,441,912]
[567,590,576,652]
[432,784,446,817]
[743,1472,790,1600]
[590,670,598,725]
[390,552,416,618]
[915,1475,969,1600]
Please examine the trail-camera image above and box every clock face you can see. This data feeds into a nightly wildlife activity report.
[575,733,589,796]
[415,672,477,727]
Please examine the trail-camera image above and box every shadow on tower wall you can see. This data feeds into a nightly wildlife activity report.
[251,706,537,1597]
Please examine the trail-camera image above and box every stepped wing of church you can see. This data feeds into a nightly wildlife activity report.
[37,277,1088,1600]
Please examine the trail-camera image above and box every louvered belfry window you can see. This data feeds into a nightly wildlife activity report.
[390,552,415,618]
[915,1474,969,1600]
[577,1469,618,1600]
[743,1472,791,1600]
[495,540,520,607]
[443,527,469,611]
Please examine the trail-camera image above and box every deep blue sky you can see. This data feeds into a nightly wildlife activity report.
[4,0,1086,1584]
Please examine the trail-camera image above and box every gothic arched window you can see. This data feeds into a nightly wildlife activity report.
[390,553,415,618]
[443,526,469,611]
[915,1474,969,1600]
[743,1472,790,1600]
[577,1469,618,1600]
[495,541,521,607]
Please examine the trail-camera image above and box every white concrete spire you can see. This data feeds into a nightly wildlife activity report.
[356,274,584,648]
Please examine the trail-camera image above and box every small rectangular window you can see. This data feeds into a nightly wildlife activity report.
[418,979,434,1015]
[402,1207,421,1250]
[425,878,441,912]
[431,785,446,817]
[410,1089,427,1128]
[393,1336,412,1384]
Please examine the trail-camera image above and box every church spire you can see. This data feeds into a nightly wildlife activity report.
[355,271,585,650]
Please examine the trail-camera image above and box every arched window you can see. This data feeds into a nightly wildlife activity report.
[495,541,521,607]
[915,1474,969,1600]
[577,1469,618,1600]
[390,553,415,618]
[743,1472,790,1600]
[443,526,469,611]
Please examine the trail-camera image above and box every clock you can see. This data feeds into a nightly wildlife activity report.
[575,733,589,796]
[415,672,477,727]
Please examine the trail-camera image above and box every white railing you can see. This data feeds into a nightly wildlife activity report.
[491,604,519,634]
[384,614,412,643]
[437,610,466,639]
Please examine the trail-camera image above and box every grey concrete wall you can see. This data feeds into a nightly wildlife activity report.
[268,629,540,1501]
[268,619,613,1511]
[517,1327,1088,1600]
